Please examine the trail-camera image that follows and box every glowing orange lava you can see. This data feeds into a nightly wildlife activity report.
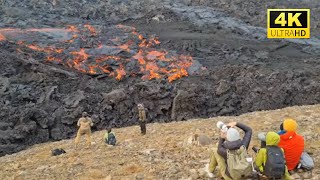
[84,24,97,36]
[115,65,126,80]
[71,48,89,60]
[0,33,5,41]
[0,24,198,82]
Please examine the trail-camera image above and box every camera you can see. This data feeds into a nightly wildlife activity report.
[252,146,260,153]
[216,121,228,132]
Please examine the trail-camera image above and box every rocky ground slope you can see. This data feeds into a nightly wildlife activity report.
[1,0,320,156]
[0,104,319,180]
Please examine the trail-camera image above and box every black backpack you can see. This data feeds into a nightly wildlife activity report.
[51,148,66,156]
[107,133,116,146]
[264,146,285,179]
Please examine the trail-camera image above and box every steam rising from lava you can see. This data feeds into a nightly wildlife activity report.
[0,24,203,82]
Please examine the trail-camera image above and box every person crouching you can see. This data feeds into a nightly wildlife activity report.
[104,127,116,146]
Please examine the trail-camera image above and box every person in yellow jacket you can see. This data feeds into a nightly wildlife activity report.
[74,112,93,147]
[255,132,291,180]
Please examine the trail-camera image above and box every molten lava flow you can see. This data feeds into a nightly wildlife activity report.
[46,56,62,63]
[132,31,144,40]
[67,25,79,32]
[152,37,161,45]
[133,50,145,64]
[168,68,188,82]
[118,41,132,52]
[84,24,97,36]
[27,44,44,51]
[0,24,198,82]
[65,34,78,43]
[88,65,98,74]
[177,55,194,68]
[69,48,90,73]
[0,33,5,41]
[146,50,167,61]
[115,64,126,80]
[101,65,111,73]
[71,48,89,60]
[96,55,121,63]
[116,24,136,31]
[144,62,161,80]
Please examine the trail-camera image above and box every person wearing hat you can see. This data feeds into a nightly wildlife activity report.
[258,123,287,148]
[137,103,147,135]
[208,121,252,179]
[278,118,304,172]
[75,112,94,147]
[255,132,291,179]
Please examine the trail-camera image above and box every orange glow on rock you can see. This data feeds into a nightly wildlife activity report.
[115,64,126,80]
[0,25,198,82]
[0,33,5,41]
[71,48,89,60]
[133,50,146,64]
[168,68,188,82]
[84,24,97,36]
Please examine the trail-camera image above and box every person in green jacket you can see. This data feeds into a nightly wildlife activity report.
[255,132,290,180]
[104,128,116,146]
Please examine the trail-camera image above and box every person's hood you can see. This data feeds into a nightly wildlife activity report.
[266,132,280,146]
[283,118,298,132]
[280,131,296,140]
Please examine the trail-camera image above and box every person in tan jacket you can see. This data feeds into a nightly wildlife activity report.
[137,104,147,135]
[75,112,93,147]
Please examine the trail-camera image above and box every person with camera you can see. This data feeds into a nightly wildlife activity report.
[254,131,291,180]
[208,121,252,180]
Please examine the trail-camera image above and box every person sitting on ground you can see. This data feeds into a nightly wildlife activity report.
[259,123,286,148]
[278,118,304,172]
[255,132,290,180]
[278,123,286,135]
[208,121,252,180]
[75,112,94,147]
[104,127,116,146]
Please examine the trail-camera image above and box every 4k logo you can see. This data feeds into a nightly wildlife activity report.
[268,9,310,38]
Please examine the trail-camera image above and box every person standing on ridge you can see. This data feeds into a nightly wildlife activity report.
[137,103,147,135]
[75,112,94,147]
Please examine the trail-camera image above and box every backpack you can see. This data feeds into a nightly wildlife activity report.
[227,146,252,179]
[51,148,66,156]
[300,152,314,170]
[264,146,285,179]
[107,132,116,146]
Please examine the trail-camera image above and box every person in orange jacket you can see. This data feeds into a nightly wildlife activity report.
[278,118,304,172]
